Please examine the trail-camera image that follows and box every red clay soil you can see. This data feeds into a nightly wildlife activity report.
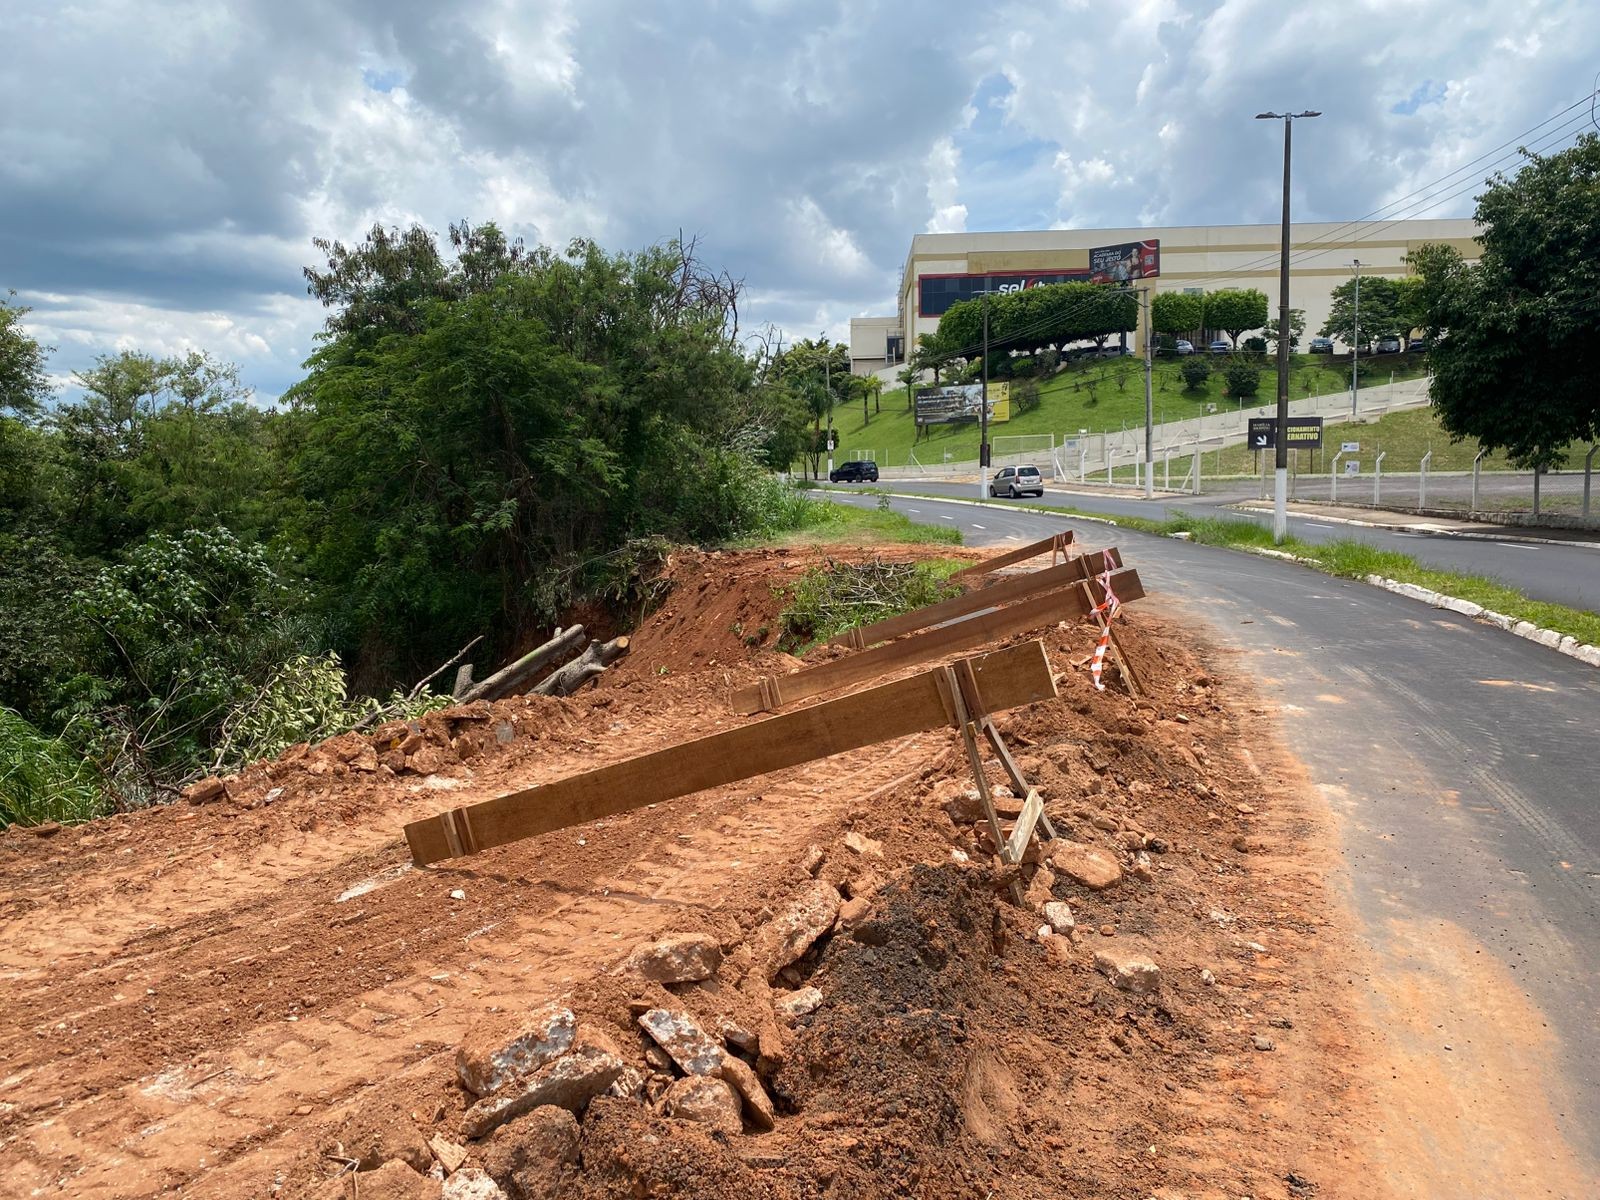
[0,542,1375,1199]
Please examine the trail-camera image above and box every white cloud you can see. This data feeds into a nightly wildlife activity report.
[924,137,967,234]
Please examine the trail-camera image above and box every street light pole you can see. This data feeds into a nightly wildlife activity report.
[1350,259,1361,417]
[1141,287,1154,499]
[822,331,833,480]
[1256,108,1320,544]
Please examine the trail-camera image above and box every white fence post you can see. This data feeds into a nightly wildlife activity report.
[1471,449,1485,513]
[1374,450,1386,506]
[1418,450,1431,513]
[1585,445,1598,521]
[1330,450,1345,503]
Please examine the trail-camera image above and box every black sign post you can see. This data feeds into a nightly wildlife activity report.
[1247,417,1277,449]
[1247,415,1323,451]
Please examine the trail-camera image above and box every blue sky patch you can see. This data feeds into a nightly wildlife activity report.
[1392,80,1446,115]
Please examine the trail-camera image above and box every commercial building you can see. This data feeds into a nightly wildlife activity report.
[847,218,1478,377]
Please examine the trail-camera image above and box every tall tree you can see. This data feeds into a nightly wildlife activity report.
[1151,291,1204,339]
[1203,289,1269,348]
[1319,275,1398,351]
[0,292,52,418]
[1263,308,1305,354]
[1420,135,1600,468]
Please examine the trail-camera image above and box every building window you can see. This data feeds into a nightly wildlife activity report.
[886,335,903,364]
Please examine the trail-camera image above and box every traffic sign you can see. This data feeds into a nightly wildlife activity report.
[1284,417,1324,449]
[1341,441,1360,453]
[1247,417,1276,448]
[1345,460,1360,475]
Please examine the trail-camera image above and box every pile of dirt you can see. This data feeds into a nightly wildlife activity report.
[0,542,1354,1200]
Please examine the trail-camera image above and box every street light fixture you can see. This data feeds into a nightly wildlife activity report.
[1256,110,1320,543]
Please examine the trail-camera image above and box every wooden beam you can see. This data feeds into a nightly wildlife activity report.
[1003,788,1044,865]
[731,572,1143,714]
[402,640,1059,867]
[830,547,1125,650]
[951,531,1075,581]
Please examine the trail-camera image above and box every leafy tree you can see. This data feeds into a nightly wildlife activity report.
[1393,276,1426,345]
[1203,289,1269,348]
[1152,291,1204,338]
[1263,308,1305,354]
[1,292,52,417]
[1319,275,1398,351]
[1419,135,1600,468]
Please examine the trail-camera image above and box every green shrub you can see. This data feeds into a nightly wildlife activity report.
[1243,335,1268,355]
[1180,359,1211,391]
[1226,363,1262,398]
[0,707,106,827]
[778,558,962,650]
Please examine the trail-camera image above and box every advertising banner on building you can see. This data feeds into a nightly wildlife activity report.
[1088,240,1161,284]
[914,381,1011,426]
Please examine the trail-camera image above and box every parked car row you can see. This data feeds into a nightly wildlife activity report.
[1309,335,1428,354]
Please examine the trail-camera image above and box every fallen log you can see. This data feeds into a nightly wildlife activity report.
[461,626,587,703]
[532,636,630,696]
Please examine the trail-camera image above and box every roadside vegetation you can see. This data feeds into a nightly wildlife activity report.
[777,556,964,651]
[0,230,847,826]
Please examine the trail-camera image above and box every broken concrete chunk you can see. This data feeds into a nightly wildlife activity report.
[1023,865,1057,912]
[429,1133,469,1174]
[622,933,723,984]
[773,986,824,1022]
[799,844,825,876]
[753,881,841,981]
[1048,841,1124,890]
[608,1065,647,1101]
[1041,901,1076,934]
[717,1018,758,1055]
[461,1047,625,1139]
[441,1167,506,1199]
[455,1004,577,1097]
[1093,950,1161,995]
[637,1008,725,1076]
[716,1052,776,1130]
[843,830,883,858]
[660,1076,743,1137]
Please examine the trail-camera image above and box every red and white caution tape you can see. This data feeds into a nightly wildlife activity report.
[1088,567,1121,692]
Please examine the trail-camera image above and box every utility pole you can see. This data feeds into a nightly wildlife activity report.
[821,331,833,480]
[1350,260,1361,417]
[1141,287,1154,499]
[1256,108,1320,543]
[978,289,991,500]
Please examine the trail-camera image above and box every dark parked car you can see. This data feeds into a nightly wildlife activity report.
[1309,336,1334,353]
[989,464,1044,499]
[829,460,878,483]
[1408,335,1432,352]
[1375,336,1402,354]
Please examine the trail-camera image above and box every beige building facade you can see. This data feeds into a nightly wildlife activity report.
[848,218,1479,377]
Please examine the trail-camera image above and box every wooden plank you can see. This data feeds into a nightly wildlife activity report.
[828,547,1125,650]
[980,717,1056,841]
[951,531,1075,581]
[403,640,1058,866]
[732,573,1145,714]
[1002,788,1044,865]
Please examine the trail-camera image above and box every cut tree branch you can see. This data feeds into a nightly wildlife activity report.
[531,636,630,697]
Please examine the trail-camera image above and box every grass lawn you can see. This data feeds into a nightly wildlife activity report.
[729,491,962,549]
[1209,405,1594,477]
[821,353,1429,469]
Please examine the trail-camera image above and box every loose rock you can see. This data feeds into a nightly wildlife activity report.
[1041,901,1075,934]
[1048,841,1123,890]
[1093,950,1161,995]
[660,1076,743,1136]
[637,1008,724,1076]
[334,1095,433,1173]
[717,1051,776,1130]
[456,1004,576,1097]
[461,1045,625,1139]
[774,986,823,1021]
[621,933,723,984]
[843,830,884,858]
[429,1134,469,1174]
[751,880,841,981]
[477,1104,580,1196]
[184,776,227,805]
[1253,1034,1276,1051]
[441,1167,506,1199]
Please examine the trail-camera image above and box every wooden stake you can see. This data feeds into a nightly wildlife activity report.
[403,640,1058,867]
[730,572,1143,715]
[951,531,1076,581]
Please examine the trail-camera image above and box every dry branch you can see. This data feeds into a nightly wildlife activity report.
[461,626,587,703]
[531,637,630,697]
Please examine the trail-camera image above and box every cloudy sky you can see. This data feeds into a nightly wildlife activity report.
[4,0,1597,401]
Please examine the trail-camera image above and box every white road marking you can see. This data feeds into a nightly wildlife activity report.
[1494,542,1539,550]
[971,523,986,530]
[907,508,922,513]
[1305,522,1334,530]
[940,514,954,520]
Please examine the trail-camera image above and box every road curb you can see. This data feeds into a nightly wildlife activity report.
[1228,503,1600,549]
[1359,575,1600,668]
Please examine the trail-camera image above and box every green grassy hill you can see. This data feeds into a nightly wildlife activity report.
[820,353,1428,469]
[1209,405,1593,477]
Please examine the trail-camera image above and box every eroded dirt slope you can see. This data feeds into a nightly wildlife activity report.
[1,543,1361,1199]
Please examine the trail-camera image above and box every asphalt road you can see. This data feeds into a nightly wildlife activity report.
[828,487,1600,1177]
[838,479,1600,613]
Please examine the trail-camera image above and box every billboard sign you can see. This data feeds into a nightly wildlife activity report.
[1088,240,1161,285]
[1246,415,1325,451]
[914,381,1011,427]
[918,270,1089,317]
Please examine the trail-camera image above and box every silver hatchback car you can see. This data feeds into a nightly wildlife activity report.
[990,464,1044,498]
